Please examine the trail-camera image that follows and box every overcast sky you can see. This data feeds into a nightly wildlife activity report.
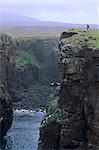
[0,0,98,24]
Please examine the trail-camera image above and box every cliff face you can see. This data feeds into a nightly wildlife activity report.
[0,34,15,139]
[13,38,59,109]
[38,30,99,149]
[15,38,59,85]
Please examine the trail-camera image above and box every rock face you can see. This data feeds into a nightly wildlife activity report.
[38,31,99,149]
[13,38,59,109]
[15,38,59,85]
[0,34,15,139]
[15,64,39,88]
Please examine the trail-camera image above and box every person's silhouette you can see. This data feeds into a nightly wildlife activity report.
[87,24,89,30]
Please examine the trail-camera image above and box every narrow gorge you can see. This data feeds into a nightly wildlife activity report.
[13,37,59,109]
[0,29,99,150]
[0,33,59,149]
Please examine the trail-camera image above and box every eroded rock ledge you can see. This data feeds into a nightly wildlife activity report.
[38,30,99,150]
[0,34,15,139]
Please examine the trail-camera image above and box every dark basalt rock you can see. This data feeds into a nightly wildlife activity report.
[0,34,15,139]
[38,119,60,150]
[38,31,99,150]
[0,83,13,139]
[60,31,78,39]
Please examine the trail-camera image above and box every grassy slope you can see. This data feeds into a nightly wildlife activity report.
[86,29,99,48]
[69,29,99,48]
[16,50,39,68]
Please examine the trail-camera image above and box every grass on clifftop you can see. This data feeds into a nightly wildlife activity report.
[87,29,99,48]
[67,29,99,48]
[16,50,39,68]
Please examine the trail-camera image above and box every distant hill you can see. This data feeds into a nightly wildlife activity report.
[0,13,42,26]
[0,12,98,27]
[0,13,98,37]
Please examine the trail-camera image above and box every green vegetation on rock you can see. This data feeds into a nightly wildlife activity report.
[69,29,99,48]
[15,50,39,68]
[14,37,59,84]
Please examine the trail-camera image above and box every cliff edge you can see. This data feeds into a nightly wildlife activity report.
[38,29,99,150]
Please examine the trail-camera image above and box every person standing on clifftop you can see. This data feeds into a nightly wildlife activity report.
[87,24,89,30]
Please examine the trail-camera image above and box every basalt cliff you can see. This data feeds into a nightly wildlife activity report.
[0,34,15,139]
[38,30,99,150]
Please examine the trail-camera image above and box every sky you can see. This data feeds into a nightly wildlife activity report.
[0,0,98,24]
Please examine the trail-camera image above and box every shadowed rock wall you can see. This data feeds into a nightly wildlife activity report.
[0,34,15,139]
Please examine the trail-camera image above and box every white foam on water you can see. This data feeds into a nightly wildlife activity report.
[13,109,45,117]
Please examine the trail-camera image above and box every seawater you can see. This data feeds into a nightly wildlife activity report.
[0,109,45,150]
